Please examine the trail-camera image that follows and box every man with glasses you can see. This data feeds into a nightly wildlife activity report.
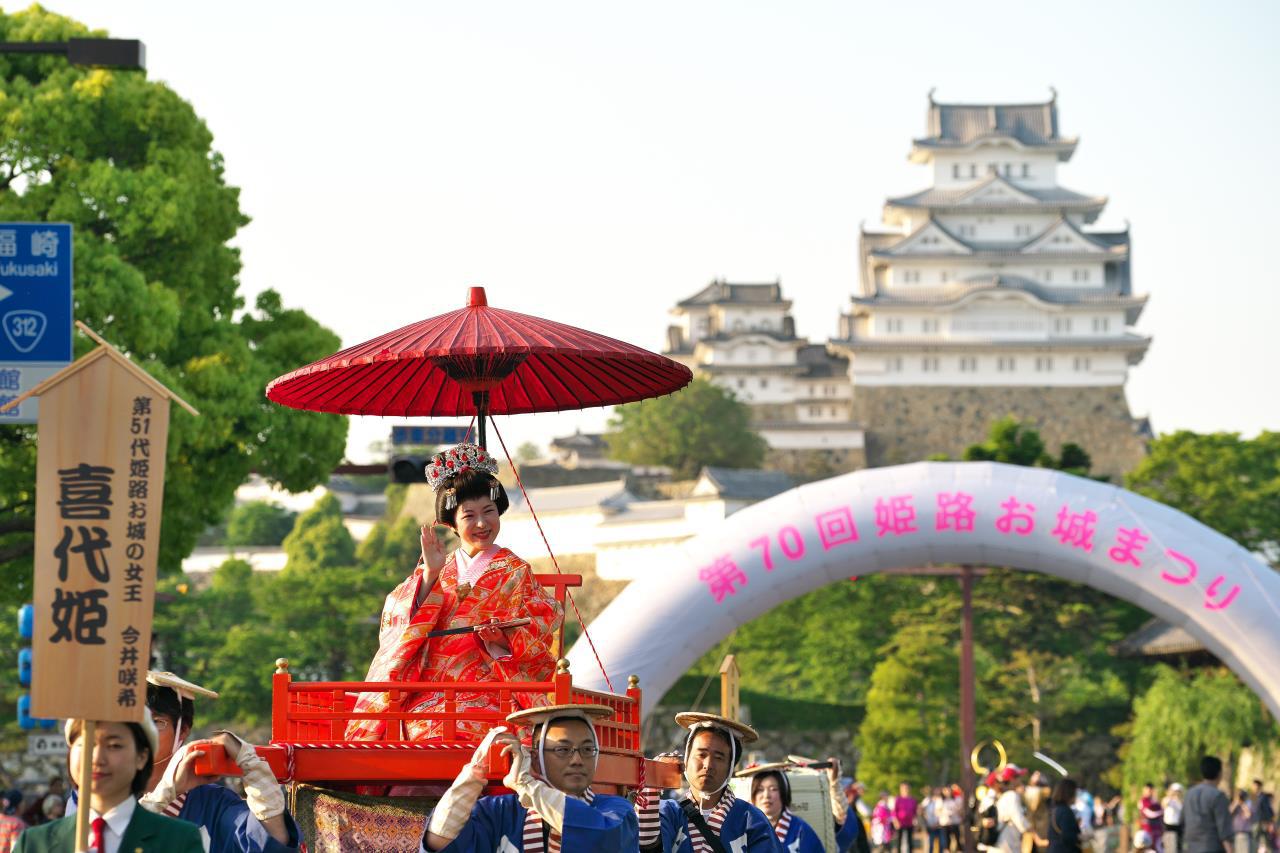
[422,702,639,851]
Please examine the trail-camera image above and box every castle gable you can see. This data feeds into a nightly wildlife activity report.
[886,219,973,255]
[1023,219,1108,254]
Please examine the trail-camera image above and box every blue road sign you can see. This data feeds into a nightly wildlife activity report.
[391,425,471,446]
[0,223,73,423]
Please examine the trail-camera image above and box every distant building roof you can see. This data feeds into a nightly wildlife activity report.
[886,177,1105,211]
[505,478,635,515]
[796,344,849,378]
[872,215,1128,259]
[1114,618,1216,662]
[677,280,788,309]
[694,467,794,501]
[549,431,608,452]
[849,275,1147,320]
[915,93,1076,151]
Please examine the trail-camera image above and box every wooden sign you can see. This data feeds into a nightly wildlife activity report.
[719,654,740,722]
[2,326,196,722]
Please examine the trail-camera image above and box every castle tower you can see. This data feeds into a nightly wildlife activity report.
[830,93,1151,474]
[665,280,865,476]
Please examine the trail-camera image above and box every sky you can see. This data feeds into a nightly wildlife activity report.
[30,0,1280,465]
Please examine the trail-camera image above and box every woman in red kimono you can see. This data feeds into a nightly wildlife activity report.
[346,444,563,742]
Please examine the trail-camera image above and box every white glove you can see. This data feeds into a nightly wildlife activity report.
[139,740,196,812]
[215,731,285,822]
[428,727,506,840]
[503,740,566,834]
[829,774,847,824]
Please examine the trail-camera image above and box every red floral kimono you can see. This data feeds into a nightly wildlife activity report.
[346,547,562,742]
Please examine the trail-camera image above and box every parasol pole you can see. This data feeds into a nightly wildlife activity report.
[472,390,489,449]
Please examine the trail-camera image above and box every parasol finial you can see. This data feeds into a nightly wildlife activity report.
[468,286,488,307]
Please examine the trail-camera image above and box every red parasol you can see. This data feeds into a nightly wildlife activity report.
[266,286,692,447]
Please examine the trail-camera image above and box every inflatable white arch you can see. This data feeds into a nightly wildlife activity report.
[568,462,1280,719]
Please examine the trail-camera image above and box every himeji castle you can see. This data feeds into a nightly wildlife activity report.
[666,92,1151,477]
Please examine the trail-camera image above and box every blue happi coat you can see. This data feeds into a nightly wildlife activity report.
[652,795,782,852]
[835,805,866,853]
[175,784,301,853]
[426,792,638,852]
[774,811,824,853]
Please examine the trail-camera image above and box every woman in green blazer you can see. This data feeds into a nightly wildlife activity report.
[15,714,202,853]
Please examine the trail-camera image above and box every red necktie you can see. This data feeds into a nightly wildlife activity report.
[90,815,107,853]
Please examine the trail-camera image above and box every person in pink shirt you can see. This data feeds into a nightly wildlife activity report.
[873,792,896,853]
[895,783,920,853]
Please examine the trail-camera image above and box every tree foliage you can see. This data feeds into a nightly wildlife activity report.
[605,377,767,478]
[0,7,347,612]
[1120,666,1277,795]
[858,621,960,792]
[226,501,297,546]
[961,416,1094,477]
[1126,431,1280,561]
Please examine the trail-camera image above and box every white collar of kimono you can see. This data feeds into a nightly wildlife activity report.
[455,545,500,587]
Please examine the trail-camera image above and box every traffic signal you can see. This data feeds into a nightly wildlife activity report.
[16,603,55,730]
[389,455,429,483]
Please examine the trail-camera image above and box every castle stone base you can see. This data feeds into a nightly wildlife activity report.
[765,447,867,483]
[851,385,1148,478]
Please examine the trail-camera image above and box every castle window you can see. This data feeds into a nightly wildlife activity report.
[1072,269,1090,283]
[1003,163,1012,176]
[952,163,961,179]
[922,318,939,334]
[884,318,904,334]
[1053,317,1072,334]
[1021,163,1031,178]
[1015,224,1032,237]
[922,357,940,372]
[997,356,1016,372]
[1093,317,1111,333]
[1041,269,1054,283]
[809,406,820,416]
[969,164,977,178]
[737,378,746,389]
[759,378,768,389]
[1035,357,1054,372]
[901,270,921,284]
[959,356,977,372]
[1074,357,1092,372]
[886,357,903,372]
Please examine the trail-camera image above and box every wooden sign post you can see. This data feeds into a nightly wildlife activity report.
[719,654,741,722]
[0,323,196,847]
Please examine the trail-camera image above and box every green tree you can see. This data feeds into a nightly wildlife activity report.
[0,7,347,616]
[961,416,1094,476]
[605,377,767,478]
[1120,666,1277,797]
[858,621,959,791]
[226,501,298,546]
[1126,431,1280,560]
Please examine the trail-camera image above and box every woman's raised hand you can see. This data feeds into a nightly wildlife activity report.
[421,523,448,574]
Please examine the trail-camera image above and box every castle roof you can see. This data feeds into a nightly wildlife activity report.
[870,215,1129,259]
[848,274,1148,324]
[911,93,1078,161]
[696,467,795,501]
[796,343,849,378]
[675,280,789,309]
[886,173,1106,213]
